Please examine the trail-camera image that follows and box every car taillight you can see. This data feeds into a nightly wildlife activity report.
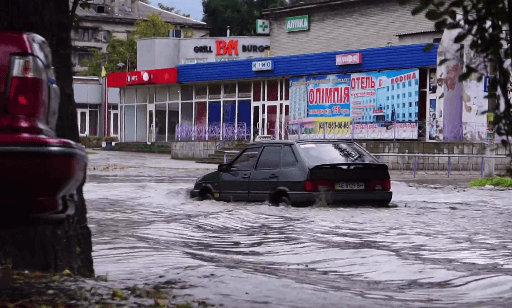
[8,55,48,117]
[305,180,334,192]
[366,179,391,191]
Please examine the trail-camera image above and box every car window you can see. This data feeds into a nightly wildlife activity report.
[281,146,298,168]
[255,146,281,170]
[297,143,378,165]
[231,148,260,170]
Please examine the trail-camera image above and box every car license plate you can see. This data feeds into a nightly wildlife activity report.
[335,182,365,190]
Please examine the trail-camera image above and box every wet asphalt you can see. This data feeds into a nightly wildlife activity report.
[83,151,512,307]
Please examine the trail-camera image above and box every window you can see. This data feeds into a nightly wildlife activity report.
[409,102,412,107]
[387,86,389,91]
[181,85,193,101]
[402,113,405,119]
[415,91,418,96]
[392,95,394,100]
[282,146,298,168]
[387,96,389,101]
[409,92,412,97]
[256,146,281,169]
[408,80,412,87]
[415,112,418,118]
[415,101,418,106]
[232,149,261,171]
[409,113,412,118]
[267,80,279,101]
[397,83,400,89]
[402,93,406,98]
[402,82,406,88]
[415,79,419,85]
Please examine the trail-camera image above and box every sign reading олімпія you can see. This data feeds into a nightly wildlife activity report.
[286,15,309,32]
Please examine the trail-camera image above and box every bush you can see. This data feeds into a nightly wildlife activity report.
[469,177,512,187]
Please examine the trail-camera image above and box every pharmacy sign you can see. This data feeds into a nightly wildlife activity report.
[286,15,309,32]
[256,19,270,34]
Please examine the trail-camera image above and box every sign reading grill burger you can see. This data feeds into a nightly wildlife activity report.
[286,15,309,32]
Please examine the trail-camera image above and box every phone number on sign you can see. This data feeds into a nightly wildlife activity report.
[318,121,351,129]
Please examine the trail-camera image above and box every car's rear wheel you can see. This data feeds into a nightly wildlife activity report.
[276,196,292,207]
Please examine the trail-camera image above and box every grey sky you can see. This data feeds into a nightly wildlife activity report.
[150,0,204,22]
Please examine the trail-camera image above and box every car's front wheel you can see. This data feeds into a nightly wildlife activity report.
[200,190,214,201]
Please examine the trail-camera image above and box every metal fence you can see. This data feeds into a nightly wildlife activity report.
[176,123,249,141]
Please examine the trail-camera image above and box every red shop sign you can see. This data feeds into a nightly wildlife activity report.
[107,67,178,88]
[336,53,362,66]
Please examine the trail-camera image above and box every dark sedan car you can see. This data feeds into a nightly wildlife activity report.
[191,140,392,207]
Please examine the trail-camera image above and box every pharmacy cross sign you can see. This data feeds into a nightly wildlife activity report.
[256,19,270,34]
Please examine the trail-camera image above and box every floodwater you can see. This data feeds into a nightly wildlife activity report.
[84,161,512,308]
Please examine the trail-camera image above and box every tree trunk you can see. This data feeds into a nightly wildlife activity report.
[0,0,94,277]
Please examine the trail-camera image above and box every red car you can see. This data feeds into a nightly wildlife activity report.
[0,32,87,224]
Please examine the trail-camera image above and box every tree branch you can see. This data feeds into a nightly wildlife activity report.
[71,0,81,17]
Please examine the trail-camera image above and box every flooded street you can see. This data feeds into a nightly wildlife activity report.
[84,152,512,308]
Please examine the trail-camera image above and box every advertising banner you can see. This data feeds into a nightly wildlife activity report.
[306,74,351,117]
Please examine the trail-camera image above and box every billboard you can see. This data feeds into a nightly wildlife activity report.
[288,68,420,139]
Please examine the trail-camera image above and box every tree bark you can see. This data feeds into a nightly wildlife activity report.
[0,0,94,277]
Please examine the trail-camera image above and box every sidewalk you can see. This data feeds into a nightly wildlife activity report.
[87,150,480,186]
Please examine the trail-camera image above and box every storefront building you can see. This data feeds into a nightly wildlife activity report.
[107,42,439,143]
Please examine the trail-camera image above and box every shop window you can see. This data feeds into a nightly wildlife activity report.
[237,100,251,138]
[124,89,135,104]
[89,110,98,136]
[208,101,221,140]
[223,101,236,123]
[281,79,290,100]
[124,105,136,142]
[181,102,193,126]
[267,80,278,101]
[136,104,147,142]
[169,86,180,101]
[137,88,148,104]
[195,102,207,126]
[208,83,221,99]
[238,82,252,98]
[168,103,179,140]
[155,104,166,142]
[181,86,193,101]
[195,85,207,100]
[156,87,167,102]
[223,83,236,98]
[253,81,262,102]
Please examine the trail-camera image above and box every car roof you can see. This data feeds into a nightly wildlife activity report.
[249,139,356,147]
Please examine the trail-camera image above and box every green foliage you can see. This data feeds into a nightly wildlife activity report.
[399,0,512,156]
[112,288,128,300]
[202,0,287,36]
[469,177,512,187]
[133,13,174,38]
[78,14,174,76]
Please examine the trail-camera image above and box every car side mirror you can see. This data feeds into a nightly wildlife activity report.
[218,163,231,172]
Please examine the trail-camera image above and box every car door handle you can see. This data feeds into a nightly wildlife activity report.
[269,174,278,179]
[242,174,250,179]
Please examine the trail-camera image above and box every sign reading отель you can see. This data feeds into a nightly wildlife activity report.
[336,53,362,66]
[286,15,309,32]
